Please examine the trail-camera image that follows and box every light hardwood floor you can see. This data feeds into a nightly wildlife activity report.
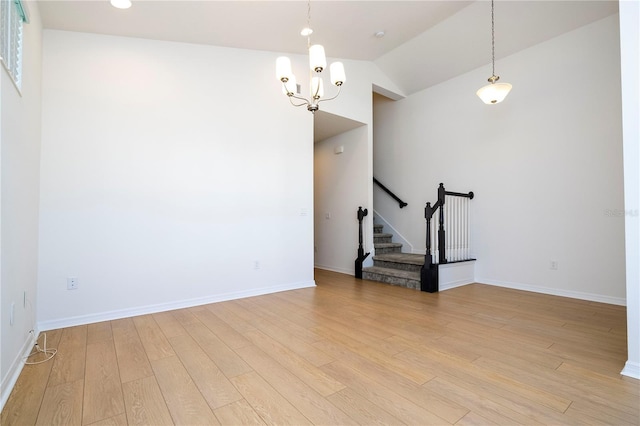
[2,269,638,425]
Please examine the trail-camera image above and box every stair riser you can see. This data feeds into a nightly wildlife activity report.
[373,260,422,273]
[374,236,393,244]
[375,246,402,255]
[361,271,420,290]
[367,223,418,290]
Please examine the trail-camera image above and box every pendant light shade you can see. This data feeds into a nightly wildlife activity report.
[110,0,132,9]
[476,79,512,104]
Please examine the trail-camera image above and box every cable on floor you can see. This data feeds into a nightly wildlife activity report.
[24,330,57,365]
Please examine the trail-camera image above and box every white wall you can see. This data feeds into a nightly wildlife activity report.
[38,30,315,329]
[308,58,401,275]
[373,15,625,304]
[0,2,43,408]
[619,0,640,379]
[314,125,369,274]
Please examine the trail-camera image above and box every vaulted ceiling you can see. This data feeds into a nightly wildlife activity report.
[37,0,618,96]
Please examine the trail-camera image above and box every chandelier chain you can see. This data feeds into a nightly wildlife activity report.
[307,0,312,49]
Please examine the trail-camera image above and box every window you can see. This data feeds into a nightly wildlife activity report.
[1,0,27,90]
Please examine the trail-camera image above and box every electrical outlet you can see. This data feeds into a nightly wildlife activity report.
[254,261,260,270]
[67,277,78,290]
[550,261,558,270]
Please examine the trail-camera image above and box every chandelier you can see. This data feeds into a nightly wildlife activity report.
[476,0,512,104]
[275,1,345,114]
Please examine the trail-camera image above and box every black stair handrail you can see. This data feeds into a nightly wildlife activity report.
[354,206,371,279]
[373,177,408,208]
[421,183,474,293]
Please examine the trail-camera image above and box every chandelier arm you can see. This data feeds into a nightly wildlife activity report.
[288,95,311,108]
[316,85,343,104]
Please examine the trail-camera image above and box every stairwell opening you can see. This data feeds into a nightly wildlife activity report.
[313,110,368,275]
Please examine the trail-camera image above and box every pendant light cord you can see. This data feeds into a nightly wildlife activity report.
[491,0,495,77]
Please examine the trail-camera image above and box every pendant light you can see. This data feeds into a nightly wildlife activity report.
[477,0,512,104]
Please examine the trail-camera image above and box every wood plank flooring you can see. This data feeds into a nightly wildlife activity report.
[2,269,638,425]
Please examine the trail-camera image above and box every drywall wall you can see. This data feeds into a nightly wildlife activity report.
[308,58,400,275]
[0,3,43,408]
[314,125,369,274]
[373,15,625,303]
[38,30,315,329]
[619,1,640,379]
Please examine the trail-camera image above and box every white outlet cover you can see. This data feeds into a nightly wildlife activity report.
[67,277,78,290]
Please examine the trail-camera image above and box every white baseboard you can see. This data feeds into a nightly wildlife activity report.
[440,279,475,291]
[621,361,640,379]
[314,264,354,275]
[439,261,476,291]
[476,277,626,306]
[1,331,37,412]
[38,280,316,331]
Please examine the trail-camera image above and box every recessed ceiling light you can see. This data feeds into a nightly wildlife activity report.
[110,0,132,9]
[374,31,385,38]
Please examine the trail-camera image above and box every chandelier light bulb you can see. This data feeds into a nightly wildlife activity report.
[330,62,346,86]
[276,56,293,82]
[309,44,326,72]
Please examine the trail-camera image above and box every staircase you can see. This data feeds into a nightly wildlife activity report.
[362,224,425,290]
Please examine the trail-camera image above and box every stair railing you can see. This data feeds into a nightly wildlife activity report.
[355,206,370,278]
[421,183,474,292]
[373,177,408,208]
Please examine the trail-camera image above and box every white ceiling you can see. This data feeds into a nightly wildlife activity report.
[36,0,618,96]
[36,1,473,62]
[34,0,618,140]
[314,110,364,143]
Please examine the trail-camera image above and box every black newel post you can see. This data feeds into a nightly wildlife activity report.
[421,202,439,292]
[437,183,447,265]
[355,206,370,279]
